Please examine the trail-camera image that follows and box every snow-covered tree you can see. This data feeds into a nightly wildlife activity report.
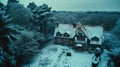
[6,2,34,26]
[1,2,52,67]
[30,3,53,38]
[0,5,17,67]
[0,2,4,8]
[8,0,19,3]
[27,2,37,10]
[104,32,120,67]
[0,6,13,46]
[112,19,120,37]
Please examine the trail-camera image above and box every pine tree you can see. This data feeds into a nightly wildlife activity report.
[29,3,52,38]
[8,0,19,3]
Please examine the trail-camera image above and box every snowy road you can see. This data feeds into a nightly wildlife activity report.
[22,41,95,67]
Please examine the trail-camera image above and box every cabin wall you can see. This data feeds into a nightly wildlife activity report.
[54,37,74,45]
[75,37,87,44]
[90,38,103,45]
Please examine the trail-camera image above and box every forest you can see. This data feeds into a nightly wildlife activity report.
[0,0,120,67]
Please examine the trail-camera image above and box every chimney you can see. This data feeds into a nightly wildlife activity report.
[73,23,76,28]
[56,23,59,27]
[101,24,104,27]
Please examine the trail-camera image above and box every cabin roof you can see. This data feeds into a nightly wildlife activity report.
[81,25,104,45]
[82,25,103,39]
[54,23,76,38]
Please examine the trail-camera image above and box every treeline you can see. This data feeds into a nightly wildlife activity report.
[54,11,120,31]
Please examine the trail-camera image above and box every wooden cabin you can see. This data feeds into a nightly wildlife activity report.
[54,23,104,50]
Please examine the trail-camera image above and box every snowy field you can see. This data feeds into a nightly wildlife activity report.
[22,41,108,67]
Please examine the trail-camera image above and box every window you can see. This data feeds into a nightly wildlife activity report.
[77,32,82,36]
[77,36,85,41]
[76,31,84,37]
[91,36,99,41]
[56,38,62,43]
[56,32,62,36]
[63,32,70,37]
[69,40,74,44]
[63,39,69,44]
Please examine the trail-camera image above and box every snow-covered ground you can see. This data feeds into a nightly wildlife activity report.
[22,41,109,67]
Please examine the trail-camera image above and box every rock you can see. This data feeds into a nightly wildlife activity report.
[66,52,72,57]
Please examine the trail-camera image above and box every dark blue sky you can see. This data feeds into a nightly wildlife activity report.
[1,0,120,11]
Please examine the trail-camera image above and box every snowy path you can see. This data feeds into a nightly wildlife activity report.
[22,42,94,67]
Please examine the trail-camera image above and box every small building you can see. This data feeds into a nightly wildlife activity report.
[54,23,76,45]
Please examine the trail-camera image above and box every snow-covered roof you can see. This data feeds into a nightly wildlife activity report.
[81,25,104,45]
[54,23,76,38]
[76,44,83,47]
[82,25,103,39]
